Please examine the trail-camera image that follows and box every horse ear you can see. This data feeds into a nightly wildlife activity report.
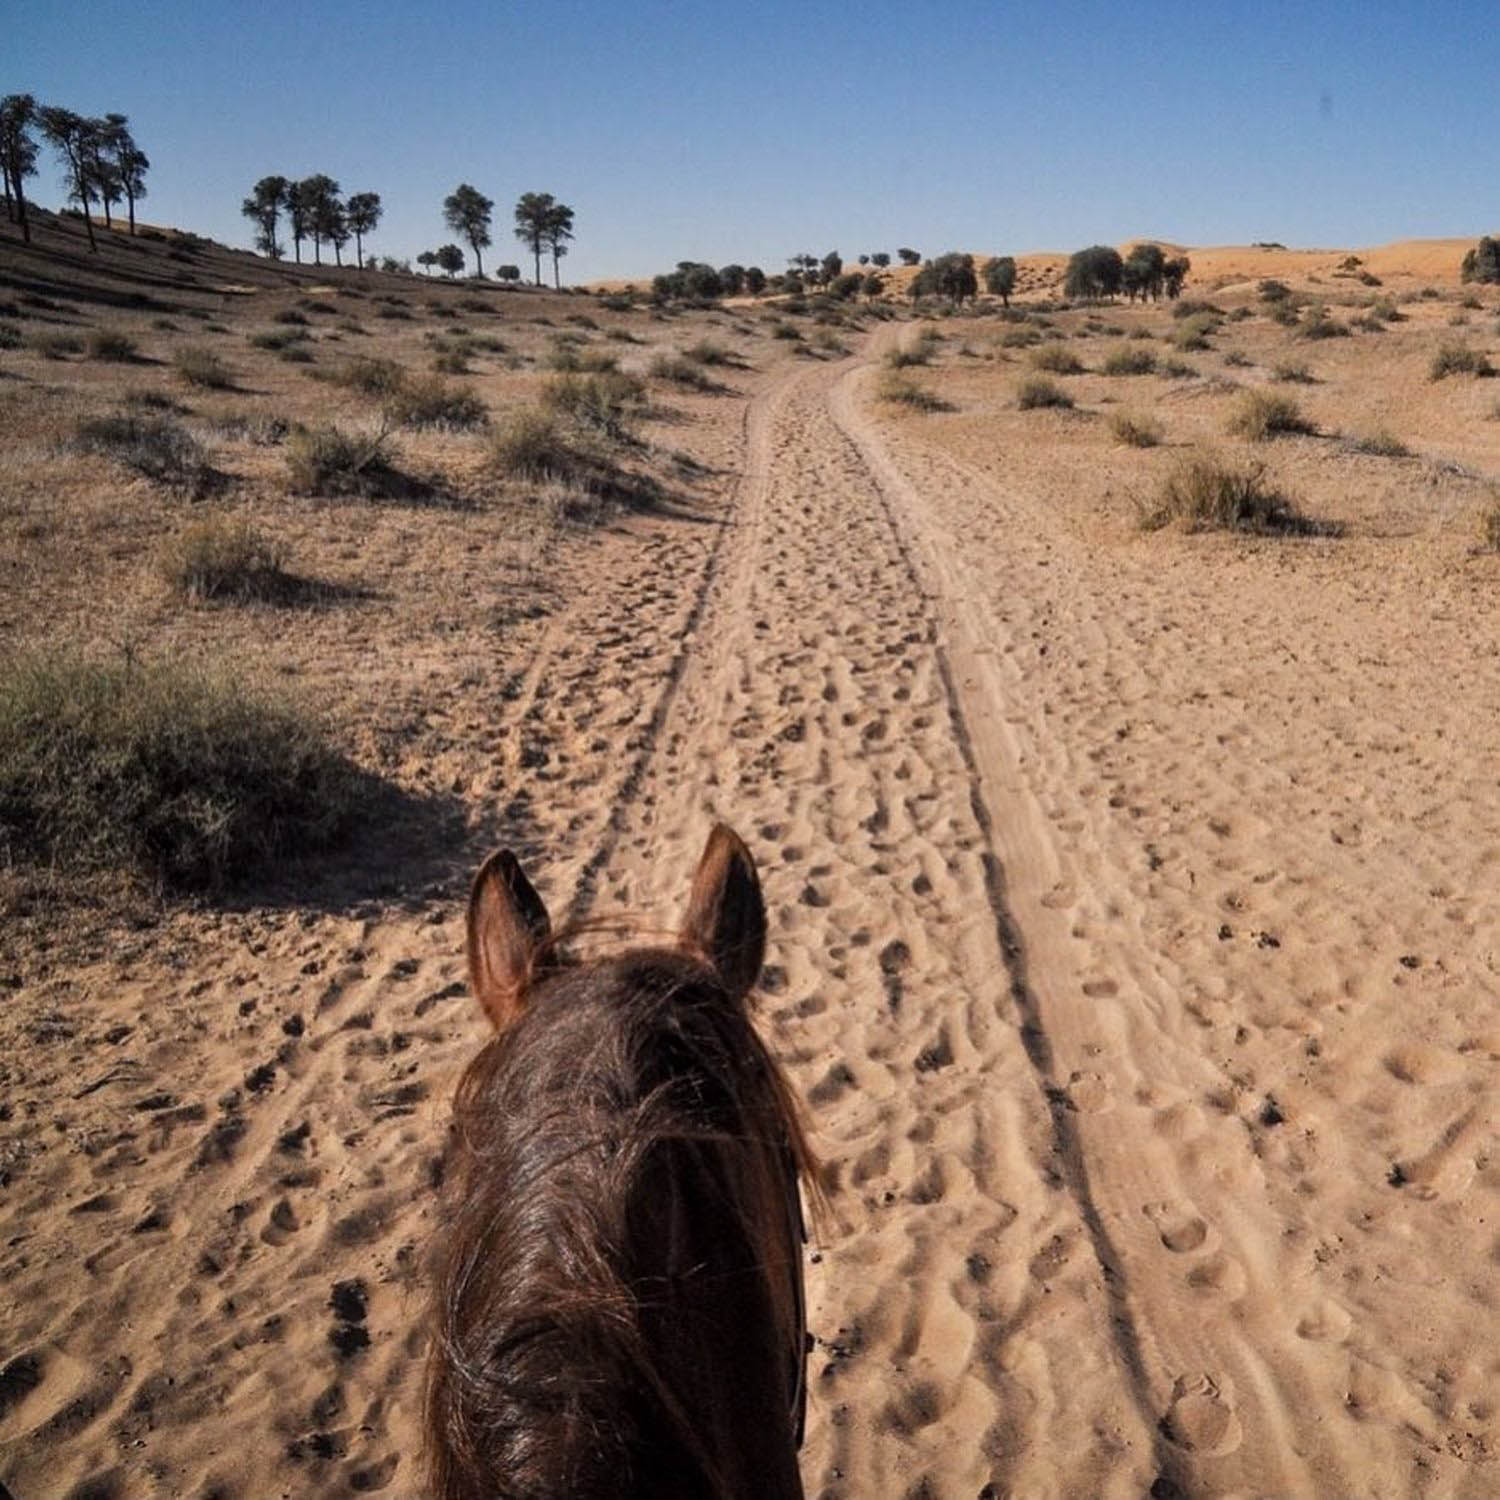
[680,824,766,999]
[466,850,552,1031]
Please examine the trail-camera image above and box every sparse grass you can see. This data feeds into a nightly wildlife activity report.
[383,374,487,430]
[86,328,139,361]
[770,321,802,341]
[1172,313,1219,351]
[1482,492,1500,551]
[159,516,292,602]
[1273,361,1315,383]
[1430,343,1495,380]
[274,309,310,326]
[284,423,394,496]
[1299,306,1350,340]
[650,353,719,390]
[1017,375,1073,410]
[877,371,948,411]
[324,356,406,397]
[885,344,931,368]
[0,650,356,889]
[31,330,84,359]
[487,408,581,482]
[541,371,647,441]
[1030,342,1085,374]
[431,348,471,374]
[1101,345,1156,376]
[1347,431,1411,458]
[1159,358,1197,379]
[121,388,184,413]
[1140,456,1324,534]
[1228,390,1315,440]
[549,342,618,374]
[1109,411,1163,447]
[250,327,310,351]
[73,413,216,494]
[174,346,235,390]
[684,339,736,366]
[0,322,22,350]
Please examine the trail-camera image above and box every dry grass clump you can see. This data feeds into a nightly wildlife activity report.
[1102,345,1156,376]
[684,339,736,366]
[284,424,394,496]
[73,413,216,494]
[249,327,310,352]
[1017,375,1073,410]
[1227,389,1315,440]
[86,327,139,361]
[541,371,647,442]
[548,340,619,374]
[1272,361,1315,383]
[159,517,291,602]
[325,356,407,397]
[174,346,235,389]
[1347,430,1411,458]
[650,353,719,390]
[1299,305,1350,340]
[885,344,931,368]
[1030,342,1085,374]
[1140,456,1323,534]
[1109,411,1163,447]
[383,374,487,430]
[1482,492,1500,551]
[877,371,948,411]
[30,329,84,358]
[1172,313,1219,351]
[431,348,472,375]
[1430,343,1495,380]
[487,408,581,482]
[0,650,356,889]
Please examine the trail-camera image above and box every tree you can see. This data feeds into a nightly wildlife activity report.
[897,247,921,266]
[345,192,381,269]
[513,191,558,286]
[1123,243,1166,302]
[496,264,521,283]
[1462,238,1500,284]
[744,265,766,296]
[543,200,575,289]
[298,175,342,266]
[286,179,312,263]
[242,175,289,260]
[436,243,465,277]
[1163,255,1191,299]
[417,249,438,276]
[38,107,97,251]
[84,121,122,229]
[379,256,409,274]
[821,250,843,284]
[0,94,39,244]
[931,252,978,303]
[862,272,885,298]
[871,252,891,268]
[1064,244,1124,300]
[324,198,350,267]
[857,254,870,266]
[109,120,148,235]
[830,271,864,301]
[445,184,493,277]
[983,255,1017,307]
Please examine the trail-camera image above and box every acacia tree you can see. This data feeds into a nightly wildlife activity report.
[983,255,1017,306]
[298,175,341,265]
[436,243,465,278]
[871,252,891,268]
[242,174,289,259]
[1064,244,1124,300]
[104,115,148,235]
[286,179,312,263]
[897,247,921,266]
[1163,255,1191,298]
[445,184,493,277]
[38,106,97,251]
[0,94,39,244]
[416,249,438,275]
[544,200,574,289]
[1123,242,1166,302]
[821,250,843,284]
[513,191,557,286]
[913,251,977,303]
[345,191,382,269]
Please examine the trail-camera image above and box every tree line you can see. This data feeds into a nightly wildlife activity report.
[1,94,149,249]
[1065,243,1190,301]
[242,177,383,269]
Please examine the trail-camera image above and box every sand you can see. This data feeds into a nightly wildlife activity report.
[4,221,1500,1497]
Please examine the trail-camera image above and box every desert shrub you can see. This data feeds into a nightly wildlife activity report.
[1160,358,1197,379]
[376,305,413,321]
[0,650,355,888]
[382,375,487,430]
[1223,350,1251,367]
[770,321,802,341]
[1272,361,1315,383]
[1347,431,1411,458]
[250,328,309,351]
[1102,345,1156,376]
[599,295,633,312]
[73,413,214,493]
[1430,343,1495,380]
[87,328,139,361]
[1017,375,1073,410]
[1258,280,1292,304]
[0,322,21,350]
[1268,302,1302,327]
[877,371,947,410]
[121,388,183,413]
[323,357,404,397]
[1173,313,1219,351]
[174,347,235,389]
[159,517,291,602]
[1173,299,1223,319]
[885,344,931,368]
[1030,343,1085,374]
[650,353,718,390]
[274,309,310,326]
[684,339,735,366]
[542,371,647,441]
[488,408,581,481]
[549,342,619,374]
[606,327,644,345]
[999,327,1040,348]
[431,348,471,375]
[1299,305,1349,340]
[284,424,393,495]
[1109,411,1163,447]
[1228,390,1315,440]
[1482,492,1500,550]
[1141,456,1322,534]
[279,346,314,364]
[31,330,84,358]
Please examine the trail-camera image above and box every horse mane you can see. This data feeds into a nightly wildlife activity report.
[426,938,816,1500]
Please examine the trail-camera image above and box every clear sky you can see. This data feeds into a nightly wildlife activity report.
[13,1,1499,283]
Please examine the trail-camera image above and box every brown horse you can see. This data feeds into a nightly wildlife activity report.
[426,825,814,1500]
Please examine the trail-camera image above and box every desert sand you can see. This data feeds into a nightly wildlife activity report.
[3,222,1500,1497]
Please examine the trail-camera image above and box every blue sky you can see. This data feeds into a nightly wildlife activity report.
[13,1,1499,282]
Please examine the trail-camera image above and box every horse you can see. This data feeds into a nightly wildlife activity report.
[426,824,815,1500]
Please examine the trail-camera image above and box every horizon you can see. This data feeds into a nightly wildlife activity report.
[14,1,1500,284]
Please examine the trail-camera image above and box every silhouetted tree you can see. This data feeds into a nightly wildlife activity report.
[286,179,312,263]
[718,264,746,295]
[345,191,382,269]
[544,200,574,288]
[1462,237,1500,283]
[1064,244,1124,300]
[821,249,843,284]
[1163,255,1191,299]
[496,264,521,283]
[417,249,438,276]
[0,94,39,244]
[1123,242,1166,302]
[445,183,493,277]
[744,266,766,296]
[38,106,97,251]
[983,255,1017,306]
[105,115,148,235]
[931,252,978,303]
[298,174,342,265]
[436,243,465,277]
[242,175,289,259]
[871,252,891,268]
[897,247,921,266]
[513,191,557,286]
[863,272,885,298]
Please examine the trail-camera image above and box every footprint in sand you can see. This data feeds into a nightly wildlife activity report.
[1064,1070,1113,1113]
[1296,1299,1353,1343]
[1162,1372,1243,1455]
[1143,1201,1211,1254]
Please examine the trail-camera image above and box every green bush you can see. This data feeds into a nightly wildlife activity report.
[87,328,139,361]
[1017,375,1073,410]
[174,346,235,389]
[1140,456,1321,534]
[159,517,291,601]
[1102,345,1156,376]
[1227,390,1315,440]
[0,651,355,888]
